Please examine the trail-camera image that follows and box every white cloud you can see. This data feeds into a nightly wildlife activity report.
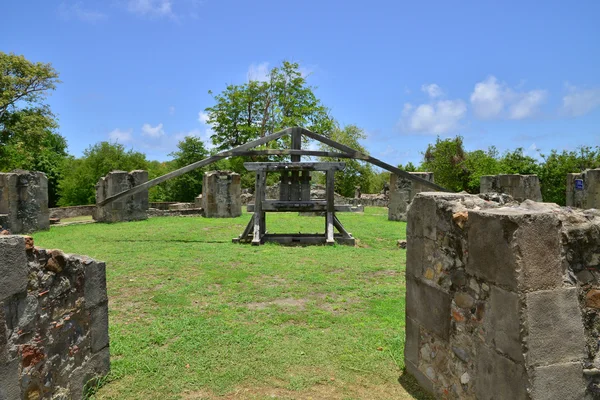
[169,106,175,115]
[127,0,173,17]
[197,111,215,149]
[108,128,133,142]
[141,123,165,138]
[421,84,444,99]
[470,76,547,120]
[561,84,600,117]
[400,99,467,135]
[59,1,106,22]
[247,62,270,82]
[198,111,209,124]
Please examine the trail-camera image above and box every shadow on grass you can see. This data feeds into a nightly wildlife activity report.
[100,238,231,244]
[398,368,435,400]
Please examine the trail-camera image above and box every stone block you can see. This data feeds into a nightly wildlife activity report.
[0,171,49,234]
[406,194,438,241]
[475,345,528,400]
[406,276,451,340]
[480,174,542,202]
[388,172,434,222]
[84,261,108,309]
[484,286,522,362]
[405,359,434,395]
[467,208,562,291]
[531,362,585,400]
[567,168,600,210]
[0,359,21,400]
[526,288,586,366]
[404,316,419,365]
[90,302,109,353]
[202,171,242,218]
[0,236,27,301]
[405,236,424,279]
[94,170,148,222]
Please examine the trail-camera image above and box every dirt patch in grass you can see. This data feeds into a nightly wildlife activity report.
[246,298,308,310]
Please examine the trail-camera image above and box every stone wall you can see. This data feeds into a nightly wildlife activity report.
[202,171,242,218]
[0,171,49,234]
[405,192,600,399]
[388,172,434,221]
[0,235,109,399]
[567,168,600,210]
[94,170,149,223]
[480,174,543,202]
[49,205,96,220]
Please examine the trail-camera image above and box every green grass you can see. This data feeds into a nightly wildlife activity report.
[33,207,431,400]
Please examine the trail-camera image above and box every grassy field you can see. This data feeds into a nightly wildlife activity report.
[33,207,431,400]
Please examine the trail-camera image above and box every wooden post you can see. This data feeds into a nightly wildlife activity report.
[290,128,302,201]
[301,171,311,201]
[280,170,290,201]
[252,171,266,245]
[325,169,335,244]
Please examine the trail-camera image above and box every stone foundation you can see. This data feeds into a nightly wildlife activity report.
[0,170,49,234]
[479,174,542,202]
[567,168,600,210]
[388,172,434,221]
[0,235,110,398]
[202,171,241,218]
[94,170,148,223]
[49,205,95,220]
[405,192,600,399]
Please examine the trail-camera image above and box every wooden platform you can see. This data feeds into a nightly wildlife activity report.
[232,233,356,246]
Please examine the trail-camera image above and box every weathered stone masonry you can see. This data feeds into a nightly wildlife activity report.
[0,171,50,234]
[567,168,600,210]
[405,192,600,399]
[480,174,543,202]
[94,170,148,223]
[0,236,109,399]
[202,171,241,218]
[388,172,434,221]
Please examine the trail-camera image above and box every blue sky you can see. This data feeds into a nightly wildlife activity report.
[2,0,599,166]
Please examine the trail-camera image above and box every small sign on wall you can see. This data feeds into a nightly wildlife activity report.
[575,179,584,191]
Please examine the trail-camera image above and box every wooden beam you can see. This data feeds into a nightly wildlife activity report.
[98,128,294,206]
[243,162,346,171]
[224,149,367,159]
[299,128,449,192]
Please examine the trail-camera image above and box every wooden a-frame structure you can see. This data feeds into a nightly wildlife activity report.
[98,127,447,244]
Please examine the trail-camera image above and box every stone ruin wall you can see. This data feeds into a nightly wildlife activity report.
[480,174,543,202]
[94,170,148,223]
[388,172,434,221]
[567,168,600,210]
[202,171,242,218]
[0,235,109,399]
[405,192,600,399]
[0,171,49,234]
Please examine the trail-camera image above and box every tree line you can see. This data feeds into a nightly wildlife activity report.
[2,52,597,208]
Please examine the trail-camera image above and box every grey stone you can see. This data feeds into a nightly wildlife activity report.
[526,287,586,366]
[0,171,50,234]
[90,302,109,353]
[567,169,600,210]
[406,276,451,340]
[94,170,148,222]
[388,172,434,222]
[202,171,242,218]
[475,345,528,400]
[84,261,108,309]
[454,292,475,309]
[531,362,586,400]
[480,174,543,202]
[407,194,438,241]
[405,359,434,396]
[484,286,522,362]
[0,236,27,301]
[0,359,21,400]
[405,316,419,365]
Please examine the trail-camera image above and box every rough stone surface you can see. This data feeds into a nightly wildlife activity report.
[567,168,600,210]
[202,170,242,218]
[480,174,543,202]
[531,362,586,400]
[49,205,95,219]
[405,191,600,399]
[388,172,434,221]
[526,288,586,366]
[0,236,110,398]
[0,170,50,234]
[94,170,148,222]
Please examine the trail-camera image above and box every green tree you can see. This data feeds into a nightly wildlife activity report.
[463,147,501,193]
[498,148,540,175]
[318,124,375,197]
[205,61,334,151]
[0,52,67,206]
[58,142,149,206]
[538,146,600,205]
[421,136,469,192]
[168,136,209,201]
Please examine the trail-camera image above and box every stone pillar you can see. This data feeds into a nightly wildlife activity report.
[0,235,110,398]
[202,171,241,218]
[479,174,543,202]
[388,172,434,221]
[94,170,148,222]
[0,170,49,233]
[566,168,600,209]
[405,192,592,399]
